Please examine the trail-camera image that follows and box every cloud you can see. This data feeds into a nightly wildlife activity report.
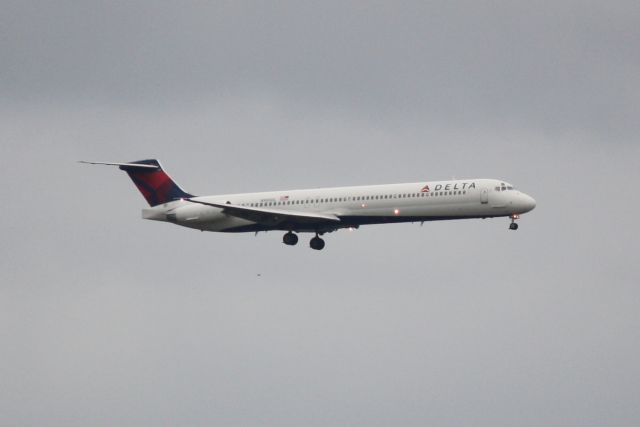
[2,2,640,426]
[3,1,639,138]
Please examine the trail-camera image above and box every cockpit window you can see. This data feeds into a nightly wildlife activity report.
[496,183,516,191]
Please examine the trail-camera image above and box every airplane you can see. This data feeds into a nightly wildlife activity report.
[80,159,536,250]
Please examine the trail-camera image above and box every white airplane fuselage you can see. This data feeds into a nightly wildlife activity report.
[81,159,536,250]
[143,178,535,233]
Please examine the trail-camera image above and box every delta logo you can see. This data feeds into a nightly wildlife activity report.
[420,182,476,192]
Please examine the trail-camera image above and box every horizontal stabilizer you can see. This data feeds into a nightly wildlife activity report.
[80,159,194,205]
[78,161,159,169]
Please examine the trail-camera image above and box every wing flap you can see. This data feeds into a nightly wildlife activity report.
[186,199,340,226]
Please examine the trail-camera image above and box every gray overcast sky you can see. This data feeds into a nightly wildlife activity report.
[1,1,639,426]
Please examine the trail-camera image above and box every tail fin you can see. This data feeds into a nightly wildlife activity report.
[80,159,194,206]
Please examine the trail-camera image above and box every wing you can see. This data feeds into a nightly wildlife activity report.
[186,199,341,227]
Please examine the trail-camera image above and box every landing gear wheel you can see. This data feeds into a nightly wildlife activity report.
[310,236,325,250]
[283,232,299,246]
[509,214,520,231]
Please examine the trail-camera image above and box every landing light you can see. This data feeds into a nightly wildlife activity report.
[394,208,400,215]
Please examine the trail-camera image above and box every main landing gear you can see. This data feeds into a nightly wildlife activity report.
[283,231,299,246]
[509,214,520,230]
[282,231,326,250]
[310,234,325,251]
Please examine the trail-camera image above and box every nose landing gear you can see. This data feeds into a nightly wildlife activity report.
[509,214,520,230]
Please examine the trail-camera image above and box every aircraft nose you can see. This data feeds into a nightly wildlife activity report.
[522,194,536,212]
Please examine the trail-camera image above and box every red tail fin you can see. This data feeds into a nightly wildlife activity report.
[118,159,194,206]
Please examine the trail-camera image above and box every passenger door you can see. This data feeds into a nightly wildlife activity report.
[480,188,489,204]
